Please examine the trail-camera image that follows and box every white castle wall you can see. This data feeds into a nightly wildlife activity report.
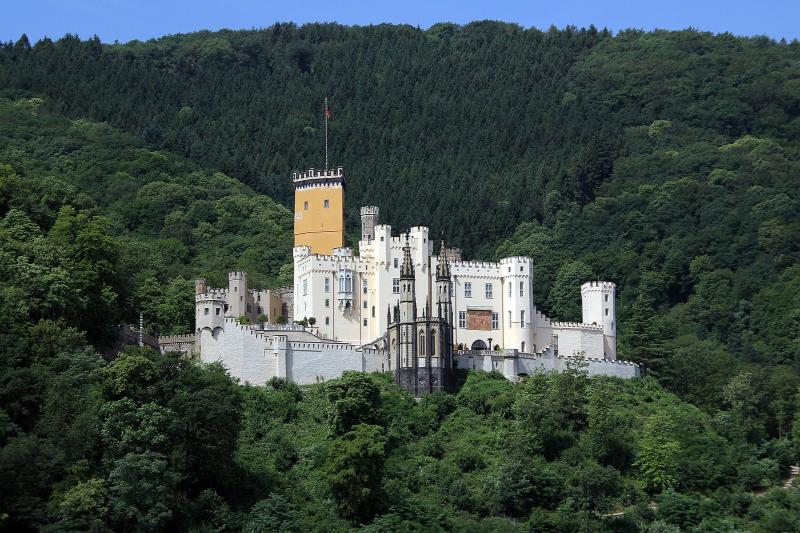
[551,322,605,357]
[454,348,639,380]
[199,317,637,386]
[199,317,390,385]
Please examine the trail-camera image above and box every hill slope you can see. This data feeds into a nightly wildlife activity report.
[0,97,292,337]
[3,24,799,256]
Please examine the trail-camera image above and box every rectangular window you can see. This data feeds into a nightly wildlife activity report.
[303,201,308,210]
[303,279,308,296]
[392,278,400,294]
[508,310,512,324]
[605,294,609,302]
[521,310,525,328]
[605,308,609,316]
[458,311,466,328]
[324,278,330,293]
[363,319,368,327]
[485,283,493,299]
[324,199,330,208]
[215,308,220,316]
[491,312,499,330]
[363,300,368,309]
[508,283,512,297]
[204,307,209,316]
[464,282,472,298]
[363,279,368,294]
[393,258,398,268]
[519,281,524,297]
[325,317,330,325]
[325,299,330,308]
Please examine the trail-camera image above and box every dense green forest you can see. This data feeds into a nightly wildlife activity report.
[3,24,799,257]
[1,22,800,531]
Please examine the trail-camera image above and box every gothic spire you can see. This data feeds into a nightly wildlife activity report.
[400,232,415,279]
[436,237,450,281]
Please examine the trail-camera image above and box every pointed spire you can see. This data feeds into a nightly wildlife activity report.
[400,232,414,279]
[436,235,451,280]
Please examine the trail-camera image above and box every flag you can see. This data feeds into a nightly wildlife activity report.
[325,104,333,120]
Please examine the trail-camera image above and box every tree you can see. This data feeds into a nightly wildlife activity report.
[107,452,181,531]
[547,261,593,321]
[243,494,298,533]
[635,412,681,493]
[327,423,387,523]
[325,372,382,435]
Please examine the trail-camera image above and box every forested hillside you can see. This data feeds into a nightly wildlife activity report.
[3,24,799,256]
[0,97,292,339]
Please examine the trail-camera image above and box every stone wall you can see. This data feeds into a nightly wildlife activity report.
[454,348,639,381]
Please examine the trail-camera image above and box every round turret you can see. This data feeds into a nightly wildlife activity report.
[581,281,617,359]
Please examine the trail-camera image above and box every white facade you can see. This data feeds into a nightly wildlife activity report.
[292,210,618,360]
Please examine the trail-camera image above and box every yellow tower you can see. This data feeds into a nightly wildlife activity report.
[293,166,346,255]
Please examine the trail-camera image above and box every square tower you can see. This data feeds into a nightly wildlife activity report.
[293,167,346,255]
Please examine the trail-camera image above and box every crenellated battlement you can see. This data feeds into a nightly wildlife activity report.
[292,166,345,183]
[158,333,198,344]
[551,321,604,330]
[452,259,501,269]
[360,206,379,216]
[499,256,533,264]
[228,271,247,280]
[196,290,227,302]
[581,281,616,292]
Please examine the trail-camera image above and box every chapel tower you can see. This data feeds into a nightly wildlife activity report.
[292,167,345,255]
[436,240,453,326]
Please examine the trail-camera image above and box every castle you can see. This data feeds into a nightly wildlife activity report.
[162,165,639,395]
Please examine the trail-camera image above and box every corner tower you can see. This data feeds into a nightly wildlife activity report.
[293,167,345,255]
[581,281,617,360]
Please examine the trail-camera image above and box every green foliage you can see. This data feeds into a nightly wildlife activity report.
[324,371,383,435]
[0,97,293,336]
[547,261,593,322]
[635,413,682,493]
[326,423,387,523]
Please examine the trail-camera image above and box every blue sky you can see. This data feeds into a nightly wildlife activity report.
[4,0,800,43]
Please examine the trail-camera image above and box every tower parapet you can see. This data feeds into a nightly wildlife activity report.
[292,166,346,186]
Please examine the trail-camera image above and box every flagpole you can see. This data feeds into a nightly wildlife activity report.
[324,97,328,171]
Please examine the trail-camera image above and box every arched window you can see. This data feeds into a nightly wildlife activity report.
[418,331,425,356]
[430,330,436,356]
